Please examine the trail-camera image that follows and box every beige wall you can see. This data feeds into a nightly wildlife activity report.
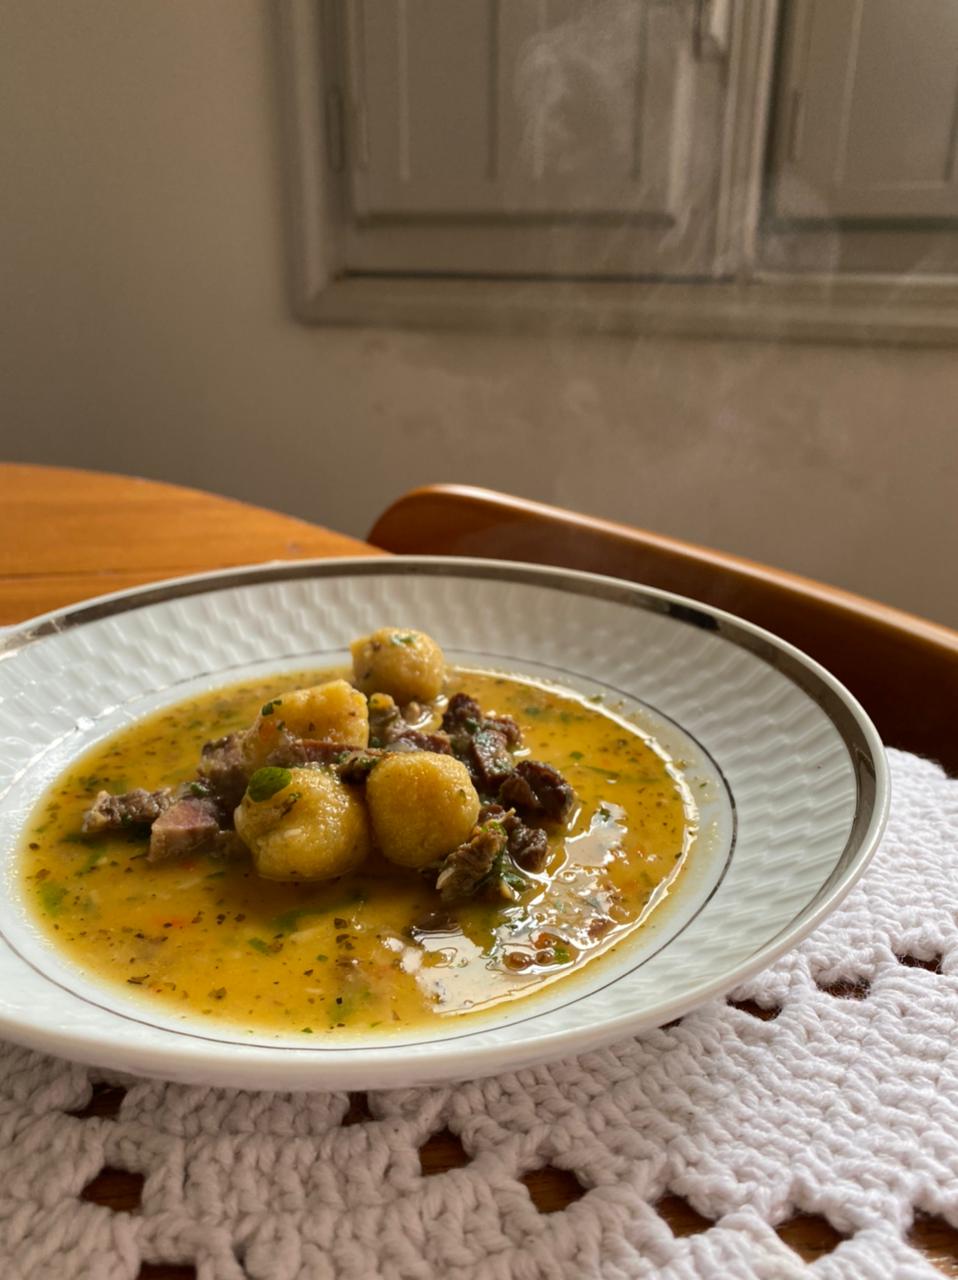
[2,0,956,626]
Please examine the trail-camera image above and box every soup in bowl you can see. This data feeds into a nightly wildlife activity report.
[19,627,698,1039]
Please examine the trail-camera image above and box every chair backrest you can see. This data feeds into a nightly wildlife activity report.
[370,484,958,776]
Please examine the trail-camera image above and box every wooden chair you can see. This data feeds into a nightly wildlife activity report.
[370,484,958,776]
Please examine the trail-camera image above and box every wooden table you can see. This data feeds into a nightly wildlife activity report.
[3,464,955,1278]
[0,463,378,626]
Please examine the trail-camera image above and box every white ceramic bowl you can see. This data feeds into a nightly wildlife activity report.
[0,557,888,1090]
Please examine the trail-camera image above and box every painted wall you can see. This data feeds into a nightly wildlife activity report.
[2,0,956,626]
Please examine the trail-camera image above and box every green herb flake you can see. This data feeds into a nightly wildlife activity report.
[569,750,584,761]
[260,698,283,717]
[271,906,322,933]
[315,954,329,962]
[389,633,417,647]
[248,937,273,956]
[584,765,620,781]
[60,831,91,846]
[247,766,292,802]
[553,945,572,964]
[38,882,67,916]
[500,863,528,893]
[77,847,107,874]
[301,1026,314,1034]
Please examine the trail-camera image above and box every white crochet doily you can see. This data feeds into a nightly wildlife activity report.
[2,748,956,1280]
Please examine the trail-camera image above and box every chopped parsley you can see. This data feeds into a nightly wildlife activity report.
[247,766,292,802]
[38,882,67,916]
[77,847,106,874]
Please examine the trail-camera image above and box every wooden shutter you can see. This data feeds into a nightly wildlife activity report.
[772,0,958,221]
[337,0,730,278]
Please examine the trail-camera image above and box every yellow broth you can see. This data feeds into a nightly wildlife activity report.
[19,668,698,1037]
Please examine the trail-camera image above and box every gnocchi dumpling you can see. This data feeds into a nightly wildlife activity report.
[365,752,479,869]
[235,766,371,881]
[243,680,369,770]
[350,628,445,705]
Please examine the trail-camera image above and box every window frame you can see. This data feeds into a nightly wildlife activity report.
[277,0,958,345]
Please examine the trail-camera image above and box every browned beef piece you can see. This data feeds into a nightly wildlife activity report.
[148,795,225,862]
[478,803,550,873]
[267,739,350,769]
[506,821,550,872]
[264,739,385,783]
[82,787,173,834]
[335,749,383,784]
[442,695,486,761]
[442,693,522,791]
[441,692,484,737]
[197,733,249,809]
[435,802,551,902]
[485,715,521,745]
[441,692,520,745]
[497,772,537,814]
[465,727,514,790]
[368,692,452,755]
[435,820,508,903]
[499,759,575,824]
[387,730,452,755]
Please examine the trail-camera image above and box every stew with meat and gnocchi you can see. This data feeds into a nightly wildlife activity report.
[19,628,698,1036]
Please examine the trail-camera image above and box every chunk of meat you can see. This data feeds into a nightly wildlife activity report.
[82,787,173,834]
[268,738,442,782]
[368,692,451,754]
[486,714,521,745]
[387,729,452,755]
[441,692,522,792]
[335,749,385,784]
[197,733,249,809]
[441,692,484,738]
[435,820,508,903]
[211,725,448,798]
[267,739,360,769]
[442,692,520,745]
[505,820,550,873]
[434,802,550,903]
[148,796,225,862]
[479,803,550,873]
[467,727,515,790]
[499,759,575,824]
